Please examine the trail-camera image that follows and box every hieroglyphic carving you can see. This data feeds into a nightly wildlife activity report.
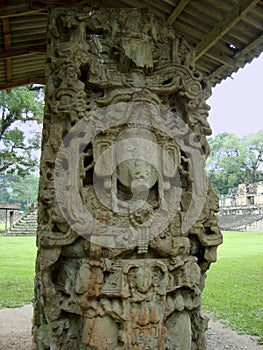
[33,8,222,350]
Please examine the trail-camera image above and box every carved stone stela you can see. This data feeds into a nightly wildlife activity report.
[33,8,223,350]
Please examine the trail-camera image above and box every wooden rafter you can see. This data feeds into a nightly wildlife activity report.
[167,0,191,25]
[2,17,12,84]
[0,3,44,19]
[195,0,261,61]
[205,48,235,68]
[0,76,45,90]
[234,31,263,58]
[209,30,263,82]
[0,46,46,60]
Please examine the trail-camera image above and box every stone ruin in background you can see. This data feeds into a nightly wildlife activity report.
[219,181,263,232]
[220,181,263,207]
[33,8,222,350]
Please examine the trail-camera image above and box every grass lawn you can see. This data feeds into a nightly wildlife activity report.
[0,231,262,343]
[203,231,263,343]
[0,222,7,233]
[0,234,36,308]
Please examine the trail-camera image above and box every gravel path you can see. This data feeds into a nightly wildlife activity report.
[0,304,262,350]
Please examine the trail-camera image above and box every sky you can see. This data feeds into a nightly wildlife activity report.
[207,52,263,138]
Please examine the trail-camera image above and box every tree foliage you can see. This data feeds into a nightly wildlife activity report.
[207,131,263,194]
[0,173,39,210]
[0,86,44,175]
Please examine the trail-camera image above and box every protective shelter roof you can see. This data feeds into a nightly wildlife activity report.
[0,203,20,210]
[1,0,263,90]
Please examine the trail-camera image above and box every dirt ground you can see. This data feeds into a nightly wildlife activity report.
[0,304,262,350]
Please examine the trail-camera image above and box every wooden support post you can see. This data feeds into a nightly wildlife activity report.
[5,209,8,235]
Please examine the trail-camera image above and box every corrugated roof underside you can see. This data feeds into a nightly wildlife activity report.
[0,13,47,88]
[1,0,263,89]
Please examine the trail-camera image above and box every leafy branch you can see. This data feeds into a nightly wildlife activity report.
[0,86,44,175]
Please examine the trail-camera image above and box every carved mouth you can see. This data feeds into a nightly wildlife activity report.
[133,174,148,180]
[131,179,149,197]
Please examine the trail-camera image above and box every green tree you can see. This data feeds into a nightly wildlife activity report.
[0,173,14,203]
[8,174,39,210]
[242,130,263,183]
[0,86,43,175]
[207,131,263,194]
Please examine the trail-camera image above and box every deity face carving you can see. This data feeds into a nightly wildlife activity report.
[117,158,157,193]
[115,128,159,192]
[136,267,152,293]
[172,237,190,256]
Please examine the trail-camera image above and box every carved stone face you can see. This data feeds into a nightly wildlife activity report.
[115,128,159,192]
[136,267,152,293]
[117,158,157,192]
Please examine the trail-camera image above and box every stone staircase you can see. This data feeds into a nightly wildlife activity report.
[218,205,263,232]
[218,213,263,231]
[7,210,37,236]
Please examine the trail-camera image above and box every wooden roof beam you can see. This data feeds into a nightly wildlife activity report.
[209,32,263,84]
[234,31,263,58]
[2,17,12,85]
[0,46,46,60]
[205,48,235,68]
[195,0,261,61]
[0,76,45,90]
[0,3,44,19]
[167,0,191,25]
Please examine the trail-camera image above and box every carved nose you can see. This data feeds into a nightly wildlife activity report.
[134,172,148,180]
[135,171,146,179]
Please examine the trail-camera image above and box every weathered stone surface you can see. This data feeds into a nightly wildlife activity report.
[220,181,263,207]
[33,8,222,349]
[218,181,263,231]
